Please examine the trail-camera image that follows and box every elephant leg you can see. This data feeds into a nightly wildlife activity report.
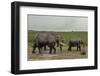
[68,46,71,51]
[56,40,59,47]
[79,46,81,51]
[49,47,52,54]
[53,47,56,54]
[60,45,62,53]
[32,45,36,53]
[38,47,42,54]
[77,46,78,51]
[77,46,81,51]
[44,45,46,51]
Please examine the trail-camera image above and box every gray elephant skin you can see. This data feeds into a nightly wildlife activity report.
[68,39,84,51]
[32,32,63,54]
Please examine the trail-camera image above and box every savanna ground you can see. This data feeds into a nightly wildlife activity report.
[28,31,88,61]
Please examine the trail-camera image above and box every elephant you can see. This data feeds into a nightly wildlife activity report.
[68,39,84,51]
[32,32,64,54]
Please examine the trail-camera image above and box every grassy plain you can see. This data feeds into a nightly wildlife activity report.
[28,31,88,61]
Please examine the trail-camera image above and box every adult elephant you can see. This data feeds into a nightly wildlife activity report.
[32,32,64,54]
[68,39,84,51]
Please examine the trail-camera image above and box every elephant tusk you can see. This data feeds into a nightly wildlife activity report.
[59,42,65,46]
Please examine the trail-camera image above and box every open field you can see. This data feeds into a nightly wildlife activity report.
[28,31,88,61]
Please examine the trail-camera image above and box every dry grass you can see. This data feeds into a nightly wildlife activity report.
[28,46,88,61]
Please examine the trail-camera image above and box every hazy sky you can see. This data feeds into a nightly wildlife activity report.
[28,14,88,32]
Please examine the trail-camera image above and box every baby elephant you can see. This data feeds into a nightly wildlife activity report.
[68,39,84,51]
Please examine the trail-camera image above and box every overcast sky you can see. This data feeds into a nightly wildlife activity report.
[28,14,88,32]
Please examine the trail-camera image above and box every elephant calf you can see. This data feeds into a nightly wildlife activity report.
[68,39,84,51]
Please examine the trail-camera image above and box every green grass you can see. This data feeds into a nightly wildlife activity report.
[28,31,36,43]
[28,31,88,46]
[62,32,88,45]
